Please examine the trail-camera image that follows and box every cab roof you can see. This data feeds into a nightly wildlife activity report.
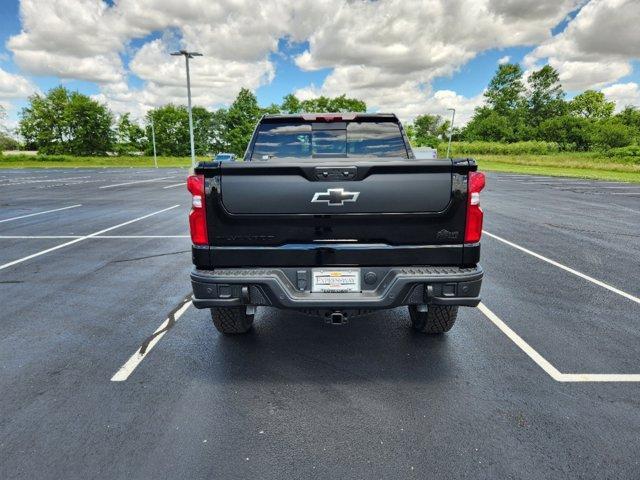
[261,113,399,122]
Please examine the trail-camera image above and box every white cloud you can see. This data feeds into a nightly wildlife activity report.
[8,0,128,83]
[14,50,124,84]
[296,79,483,124]
[0,67,38,99]
[302,1,578,68]
[524,0,640,90]
[90,82,149,120]
[127,38,274,106]
[8,0,305,114]
[5,0,637,123]
[498,56,511,65]
[296,0,579,76]
[601,82,640,111]
[292,0,579,123]
[428,90,485,124]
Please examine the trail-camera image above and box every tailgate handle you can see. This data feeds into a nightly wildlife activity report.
[314,166,357,181]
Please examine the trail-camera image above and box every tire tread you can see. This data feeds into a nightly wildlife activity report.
[211,307,254,334]
[409,305,458,334]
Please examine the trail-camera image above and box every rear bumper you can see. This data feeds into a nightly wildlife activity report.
[192,242,481,268]
[191,265,482,310]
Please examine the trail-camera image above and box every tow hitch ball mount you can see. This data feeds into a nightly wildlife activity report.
[326,311,348,325]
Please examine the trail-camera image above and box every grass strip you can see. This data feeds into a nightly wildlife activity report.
[2,152,639,183]
[475,154,640,183]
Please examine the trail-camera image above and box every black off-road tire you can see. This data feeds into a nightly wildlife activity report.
[409,305,458,334]
[210,307,254,334]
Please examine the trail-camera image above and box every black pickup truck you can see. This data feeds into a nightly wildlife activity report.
[188,113,484,334]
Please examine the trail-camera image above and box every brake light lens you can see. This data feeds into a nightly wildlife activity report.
[187,174,208,245]
[464,171,485,243]
[301,113,357,121]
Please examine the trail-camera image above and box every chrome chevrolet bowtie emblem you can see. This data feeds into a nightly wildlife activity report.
[311,188,360,206]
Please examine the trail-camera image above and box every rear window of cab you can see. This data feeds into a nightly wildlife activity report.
[250,120,409,160]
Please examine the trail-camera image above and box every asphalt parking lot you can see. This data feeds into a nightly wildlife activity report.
[1,168,639,479]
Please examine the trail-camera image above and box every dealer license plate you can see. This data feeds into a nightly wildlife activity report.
[312,269,361,293]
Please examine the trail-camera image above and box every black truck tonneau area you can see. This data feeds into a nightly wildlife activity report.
[188,113,485,332]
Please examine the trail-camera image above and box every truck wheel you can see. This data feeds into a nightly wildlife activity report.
[408,305,458,334]
[210,307,254,334]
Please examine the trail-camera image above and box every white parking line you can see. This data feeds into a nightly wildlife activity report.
[0,235,80,239]
[0,204,81,223]
[497,174,554,179]
[0,205,180,271]
[0,176,91,186]
[99,176,177,189]
[478,303,640,382]
[569,186,640,189]
[555,373,640,382]
[162,182,185,189]
[483,230,640,305]
[111,297,193,382]
[546,182,596,186]
[478,303,563,381]
[92,235,189,238]
[94,235,189,238]
[0,175,50,181]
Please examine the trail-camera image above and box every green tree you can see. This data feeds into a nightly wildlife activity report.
[538,115,593,150]
[146,105,190,156]
[485,63,526,115]
[281,94,302,113]
[0,105,19,152]
[0,133,19,151]
[300,96,330,113]
[146,105,218,156]
[615,106,640,133]
[569,90,614,119]
[65,92,114,155]
[327,94,366,112]
[591,119,634,149]
[19,86,113,155]
[192,106,213,155]
[298,94,366,113]
[208,108,229,154]
[467,63,530,141]
[436,120,451,140]
[19,86,70,153]
[262,103,281,115]
[463,108,514,142]
[224,88,263,157]
[527,65,566,128]
[407,114,447,147]
[115,113,146,155]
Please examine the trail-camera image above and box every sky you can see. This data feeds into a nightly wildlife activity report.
[1,0,640,130]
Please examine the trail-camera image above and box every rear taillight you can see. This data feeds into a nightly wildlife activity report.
[464,171,485,243]
[187,174,208,245]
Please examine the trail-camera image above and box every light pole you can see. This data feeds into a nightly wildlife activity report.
[170,50,203,169]
[446,108,456,159]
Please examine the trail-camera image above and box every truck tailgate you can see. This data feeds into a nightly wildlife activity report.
[219,160,453,215]
[197,158,475,257]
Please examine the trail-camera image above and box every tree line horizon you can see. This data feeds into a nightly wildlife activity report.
[3,63,640,157]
